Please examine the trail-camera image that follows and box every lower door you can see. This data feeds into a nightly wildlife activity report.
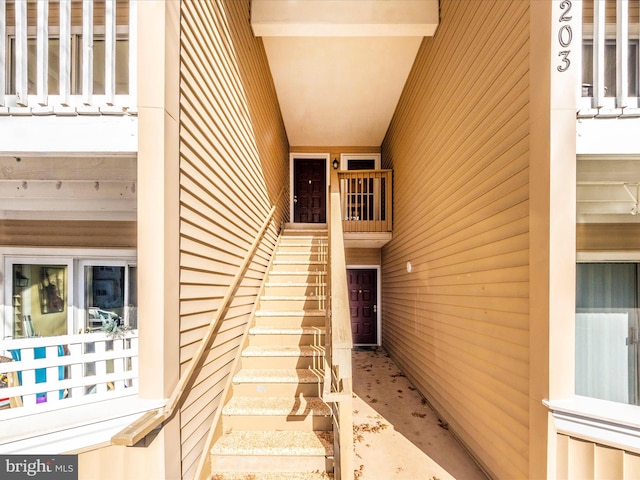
[294,158,326,223]
[348,268,378,345]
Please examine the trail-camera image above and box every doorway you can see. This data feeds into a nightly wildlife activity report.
[347,267,379,345]
[292,157,327,223]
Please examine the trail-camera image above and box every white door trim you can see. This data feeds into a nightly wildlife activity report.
[289,153,330,223]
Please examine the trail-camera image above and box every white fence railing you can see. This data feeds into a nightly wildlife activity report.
[0,330,138,412]
[0,0,137,115]
[580,0,640,115]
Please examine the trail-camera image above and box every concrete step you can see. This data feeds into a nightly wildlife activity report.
[263,282,326,296]
[258,295,326,312]
[211,472,334,480]
[248,326,326,346]
[222,396,332,431]
[211,430,333,473]
[241,345,325,369]
[232,369,324,397]
[276,244,327,254]
[271,260,327,272]
[266,272,327,286]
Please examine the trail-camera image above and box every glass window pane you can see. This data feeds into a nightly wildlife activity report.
[576,263,639,405]
[11,264,68,338]
[85,266,125,332]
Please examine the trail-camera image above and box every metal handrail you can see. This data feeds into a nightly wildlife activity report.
[111,189,284,447]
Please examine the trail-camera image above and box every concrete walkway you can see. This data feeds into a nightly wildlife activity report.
[352,348,487,480]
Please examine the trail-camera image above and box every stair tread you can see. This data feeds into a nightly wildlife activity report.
[223,396,331,416]
[243,346,325,357]
[212,430,333,456]
[234,369,324,384]
[265,282,325,287]
[211,473,333,480]
[249,326,326,335]
[260,295,326,301]
[256,310,326,317]
[273,260,326,265]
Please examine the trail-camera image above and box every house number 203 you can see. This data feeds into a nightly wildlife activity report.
[557,0,573,72]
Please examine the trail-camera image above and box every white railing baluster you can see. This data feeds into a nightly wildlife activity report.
[105,0,116,105]
[59,0,71,106]
[82,0,94,105]
[593,0,606,108]
[617,0,629,108]
[128,0,137,110]
[0,0,6,107]
[36,0,49,106]
[15,0,28,106]
[113,338,125,389]
[94,340,108,394]
[129,337,139,389]
[69,342,83,399]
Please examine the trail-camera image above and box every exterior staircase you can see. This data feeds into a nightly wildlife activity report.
[210,225,335,480]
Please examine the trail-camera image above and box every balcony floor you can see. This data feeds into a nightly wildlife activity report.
[352,347,487,480]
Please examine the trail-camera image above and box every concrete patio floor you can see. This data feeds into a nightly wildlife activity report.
[351,347,488,480]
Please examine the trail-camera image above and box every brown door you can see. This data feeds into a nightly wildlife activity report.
[348,268,378,345]
[294,158,326,223]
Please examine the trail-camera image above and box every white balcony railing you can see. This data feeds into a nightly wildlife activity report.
[0,330,138,414]
[580,0,640,116]
[0,0,137,115]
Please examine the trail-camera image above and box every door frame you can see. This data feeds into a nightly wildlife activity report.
[289,153,330,224]
[346,264,381,346]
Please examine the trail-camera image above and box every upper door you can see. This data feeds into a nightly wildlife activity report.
[294,158,326,223]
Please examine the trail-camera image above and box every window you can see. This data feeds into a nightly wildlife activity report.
[3,253,136,340]
[582,40,640,97]
[576,262,639,405]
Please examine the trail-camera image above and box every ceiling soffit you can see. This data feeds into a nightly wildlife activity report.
[251,0,439,147]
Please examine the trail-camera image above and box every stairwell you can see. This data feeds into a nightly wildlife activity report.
[210,225,335,480]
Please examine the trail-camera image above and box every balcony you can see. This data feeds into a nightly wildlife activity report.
[579,0,640,117]
[0,0,137,154]
[338,169,392,248]
[0,330,158,453]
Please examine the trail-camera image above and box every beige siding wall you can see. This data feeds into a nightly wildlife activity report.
[345,248,380,266]
[0,220,135,248]
[178,1,289,478]
[577,224,640,251]
[556,435,640,479]
[380,0,529,478]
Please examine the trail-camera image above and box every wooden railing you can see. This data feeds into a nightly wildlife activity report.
[0,0,136,114]
[339,169,392,233]
[0,330,138,412]
[111,194,282,447]
[324,170,355,480]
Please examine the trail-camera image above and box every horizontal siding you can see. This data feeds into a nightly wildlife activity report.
[0,219,135,247]
[583,0,640,25]
[345,248,381,266]
[380,0,530,478]
[556,435,640,479]
[577,223,640,251]
[178,1,288,478]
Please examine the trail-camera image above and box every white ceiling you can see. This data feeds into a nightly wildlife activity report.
[577,157,640,223]
[251,0,439,147]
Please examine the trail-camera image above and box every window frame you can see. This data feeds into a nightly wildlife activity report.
[1,247,135,340]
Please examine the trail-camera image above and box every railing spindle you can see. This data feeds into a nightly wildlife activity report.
[59,0,72,105]
[36,0,49,106]
[83,0,94,105]
[593,0,606,108]
[128,0,138,109]
[15,0,28,106]
[0,0,7,107]
[105,0,117,105]
[617,0,629,108]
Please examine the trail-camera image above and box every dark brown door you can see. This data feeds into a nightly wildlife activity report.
[294,159,326,223]
[348,268,377,345]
